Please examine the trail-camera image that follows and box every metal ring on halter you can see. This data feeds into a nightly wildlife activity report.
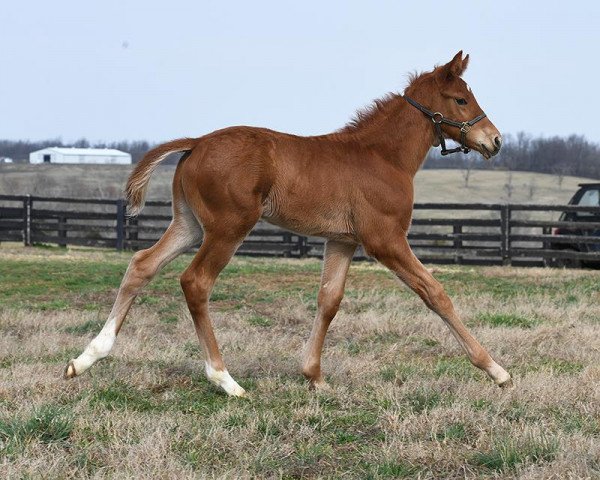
[432,112,444,124]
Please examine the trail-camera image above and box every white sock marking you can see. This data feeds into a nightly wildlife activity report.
[205,362,246,397]
[489,361,511,385]
[71,317,117,375]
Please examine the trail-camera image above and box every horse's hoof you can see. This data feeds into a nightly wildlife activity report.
[64,360,77,379]
[498,377,514,389]
[205,363,246,397]
[229,385,247,398]
[309,379,331,392]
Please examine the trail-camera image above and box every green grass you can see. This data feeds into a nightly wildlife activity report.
[247,314,272,327]
[471,433,559,473]
[158,302,181,324]
[64,319,104,335]
[540,358,585,374]
[548,409,600,436]
[1,252,597,315]
[0,253,325,312]
[434,422,467,442]
[370,461,421,478]
[433,356,478,380]
[0,258,127,310]
[402,387,452,414]
[0,248,598,478]
[0,406,73,456]
[476,312,539,328]
[89,381,159,412]
[512,356,587,376]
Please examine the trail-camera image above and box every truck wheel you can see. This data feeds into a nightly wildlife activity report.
[548,249,581,269]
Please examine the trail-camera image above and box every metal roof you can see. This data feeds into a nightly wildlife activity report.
[32,147,130,156]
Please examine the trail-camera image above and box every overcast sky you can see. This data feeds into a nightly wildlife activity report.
[2,1,599,144]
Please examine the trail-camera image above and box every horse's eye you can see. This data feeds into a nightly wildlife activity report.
[455,98,468,106]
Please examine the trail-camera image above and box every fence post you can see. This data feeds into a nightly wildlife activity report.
[298,235,308,258]
[58,216,67,247]
[283,232,292,258]
[23,195,32,246]
[542,226,551,251]
[453,224,463,264]
[116,199,126,251]
[500,205,511,266]
[127,216,139,251]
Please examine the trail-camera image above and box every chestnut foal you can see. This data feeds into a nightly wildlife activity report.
[65,51,512,395]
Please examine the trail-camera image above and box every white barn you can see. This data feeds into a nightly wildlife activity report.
[29,147,132,165]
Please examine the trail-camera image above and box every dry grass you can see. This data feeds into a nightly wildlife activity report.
[1,247,599,479]
[0,163,596,204]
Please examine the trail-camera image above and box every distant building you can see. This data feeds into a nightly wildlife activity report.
[29,147,132,165]
[0,157,13,164]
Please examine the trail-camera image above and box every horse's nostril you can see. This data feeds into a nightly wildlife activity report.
[494,136,502,148]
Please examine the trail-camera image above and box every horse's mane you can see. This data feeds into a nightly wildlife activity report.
[340,70,425,133]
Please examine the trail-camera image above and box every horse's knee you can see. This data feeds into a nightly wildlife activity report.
[179,268,193,292]
[318,286,344,319]
[180,270,211,304]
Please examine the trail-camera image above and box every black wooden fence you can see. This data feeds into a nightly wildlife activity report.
[1,194,600,267]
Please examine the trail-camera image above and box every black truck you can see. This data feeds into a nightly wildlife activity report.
[548,183,600,268]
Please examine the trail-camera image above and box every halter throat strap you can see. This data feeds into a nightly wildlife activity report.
[403,95,487,156]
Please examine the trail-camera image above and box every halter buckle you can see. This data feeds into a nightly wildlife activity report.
[460,122,471,134]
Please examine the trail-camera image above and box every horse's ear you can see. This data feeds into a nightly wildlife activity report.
[437,51,469,83]
[461,54,470,73]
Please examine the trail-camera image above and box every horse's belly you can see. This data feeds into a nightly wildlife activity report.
[261,208,356,242]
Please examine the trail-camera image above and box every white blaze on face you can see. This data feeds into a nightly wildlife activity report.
[466,83,472,93]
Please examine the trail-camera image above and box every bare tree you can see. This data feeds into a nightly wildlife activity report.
[461,157,476,188]
[503,171,514,200]
[552,165,567,190]
[527,178,537,200]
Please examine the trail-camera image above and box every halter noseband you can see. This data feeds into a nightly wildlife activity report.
[403,95,487,156]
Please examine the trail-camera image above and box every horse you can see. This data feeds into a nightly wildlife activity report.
[64,51,512,395]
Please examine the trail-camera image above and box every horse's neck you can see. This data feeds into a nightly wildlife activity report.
[349,101,434,177]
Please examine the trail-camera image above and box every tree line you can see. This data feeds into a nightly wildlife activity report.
[425,132,600,179]
[1,133,599,179]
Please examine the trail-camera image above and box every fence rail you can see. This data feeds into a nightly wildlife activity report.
[1,195,599,267]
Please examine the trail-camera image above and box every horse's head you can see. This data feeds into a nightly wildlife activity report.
[408,51,502,159]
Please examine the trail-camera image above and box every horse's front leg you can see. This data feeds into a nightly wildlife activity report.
[302,240,356,389]
[366,235,512,387]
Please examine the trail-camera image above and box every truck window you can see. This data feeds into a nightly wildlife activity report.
[577,189,600,216]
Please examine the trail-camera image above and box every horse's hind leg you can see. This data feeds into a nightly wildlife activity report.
[64,205,201,378]
[179,222,257,397]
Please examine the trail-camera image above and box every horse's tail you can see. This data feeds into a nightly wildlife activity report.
[125,137,197,216]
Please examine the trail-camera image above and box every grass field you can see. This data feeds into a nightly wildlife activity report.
[0,247,599,478]
[0,163,597,204]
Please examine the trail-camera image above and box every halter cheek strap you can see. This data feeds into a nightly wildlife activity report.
[403,95,487,156]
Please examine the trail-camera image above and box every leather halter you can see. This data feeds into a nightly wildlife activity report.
[403,95,487,156]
